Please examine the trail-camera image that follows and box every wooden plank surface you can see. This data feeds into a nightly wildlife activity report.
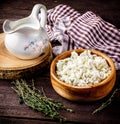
[0,0,120,123]
[0,33,53,79]
[0,74,120,124]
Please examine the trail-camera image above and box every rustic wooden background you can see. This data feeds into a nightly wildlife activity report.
[0,0,120,124]
[0,0,120,33]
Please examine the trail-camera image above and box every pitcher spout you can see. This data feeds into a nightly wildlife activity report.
[3,19,15,33]
[3,16,40,34]
[3,4,48,60]
[3,4,47,34]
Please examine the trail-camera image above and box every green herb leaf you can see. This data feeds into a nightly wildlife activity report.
[11,79,73,121]
[92,88,120,114]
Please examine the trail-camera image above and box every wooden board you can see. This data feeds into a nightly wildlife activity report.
[0,33,53,79]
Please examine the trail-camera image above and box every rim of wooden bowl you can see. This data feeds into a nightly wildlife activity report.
[50,49,116,89]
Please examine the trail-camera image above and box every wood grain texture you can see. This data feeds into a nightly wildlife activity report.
[0,33,53,79]
[0,0,120,33]
[0,0,120,124]
[50,49,116,101]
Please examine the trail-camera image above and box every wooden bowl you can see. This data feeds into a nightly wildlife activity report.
[50,49,116,102]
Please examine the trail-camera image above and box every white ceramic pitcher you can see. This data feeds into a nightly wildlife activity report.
[3,4,49,59]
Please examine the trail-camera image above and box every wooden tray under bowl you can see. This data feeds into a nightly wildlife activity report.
[0,33,53,79]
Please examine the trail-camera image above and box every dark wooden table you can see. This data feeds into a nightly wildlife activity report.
[0,0,120,124]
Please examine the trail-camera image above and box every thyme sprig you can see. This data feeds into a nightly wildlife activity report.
[11,79,73,121]
[92,88,120,114]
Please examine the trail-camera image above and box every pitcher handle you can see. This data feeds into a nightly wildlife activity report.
[30,4,47,28]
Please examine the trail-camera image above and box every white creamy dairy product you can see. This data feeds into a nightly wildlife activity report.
[56,50,111,86]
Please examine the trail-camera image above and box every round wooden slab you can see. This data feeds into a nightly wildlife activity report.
[0,33,53,79]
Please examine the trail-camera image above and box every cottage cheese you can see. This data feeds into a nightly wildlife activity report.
[56,50,111,86]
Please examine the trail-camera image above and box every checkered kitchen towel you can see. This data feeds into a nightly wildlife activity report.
[46,4,120,70]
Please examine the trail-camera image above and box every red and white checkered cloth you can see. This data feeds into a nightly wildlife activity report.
[46,4,120,70]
